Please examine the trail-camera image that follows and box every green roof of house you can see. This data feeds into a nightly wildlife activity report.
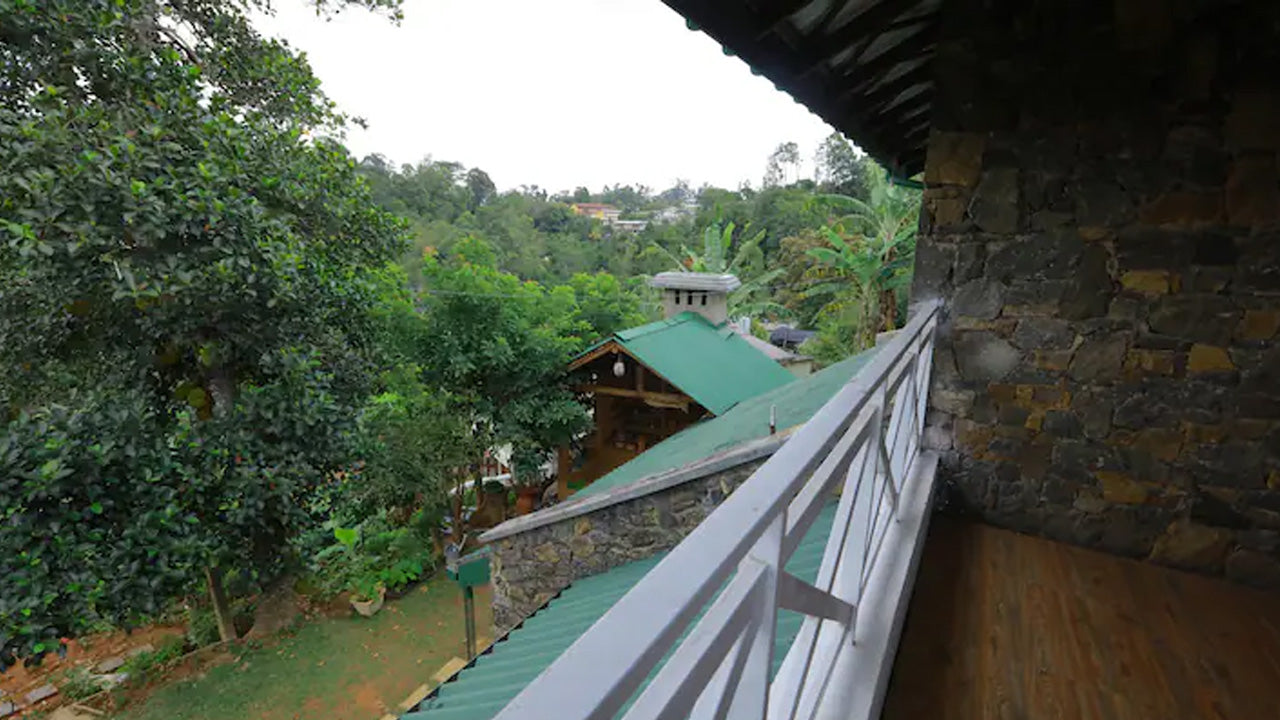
[573,347,878,500]
[403,502,839,720]
[581,312,796,416]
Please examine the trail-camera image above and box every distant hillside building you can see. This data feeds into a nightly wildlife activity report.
[610,219,648,233]
[570,203,646,232]
[569,203,622,224]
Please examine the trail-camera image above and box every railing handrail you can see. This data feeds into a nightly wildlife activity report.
[493,299,942,720]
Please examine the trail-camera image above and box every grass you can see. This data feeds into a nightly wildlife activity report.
[117,576,493,720]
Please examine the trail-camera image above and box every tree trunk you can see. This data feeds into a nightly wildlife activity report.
[205,366,237,642]
[880,288,898,331]
[205,566,236,643]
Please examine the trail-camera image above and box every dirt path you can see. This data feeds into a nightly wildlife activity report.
[117,577,493,720]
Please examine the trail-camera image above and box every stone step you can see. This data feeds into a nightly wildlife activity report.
[25,684,58,704]
[95,655,126,673]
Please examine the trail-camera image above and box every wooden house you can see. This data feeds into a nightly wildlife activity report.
[557,273,795,497]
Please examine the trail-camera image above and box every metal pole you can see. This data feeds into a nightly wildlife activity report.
[464,585,477,659]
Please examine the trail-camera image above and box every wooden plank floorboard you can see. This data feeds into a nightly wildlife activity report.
[881,517,1280,720]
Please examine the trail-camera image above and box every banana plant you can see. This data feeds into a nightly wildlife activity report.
[648,221,788,320]
[803,171,920,350]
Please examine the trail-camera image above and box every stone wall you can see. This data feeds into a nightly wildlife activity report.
[916,0,1280,586]
[487,459,763,630]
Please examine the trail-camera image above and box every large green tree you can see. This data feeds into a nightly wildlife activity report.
[0,0,405,666]
[416,240,590,491]
[814,132,873,200]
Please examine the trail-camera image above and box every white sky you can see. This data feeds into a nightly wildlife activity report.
[255,0,838,193]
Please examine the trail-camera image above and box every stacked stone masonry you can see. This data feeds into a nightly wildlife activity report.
[915,0,1280,586]
[488,460,762,630]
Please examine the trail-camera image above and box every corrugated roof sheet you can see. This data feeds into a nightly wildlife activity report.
[589,312,796,416]
[404,503,839,720]
[572,346,878,500]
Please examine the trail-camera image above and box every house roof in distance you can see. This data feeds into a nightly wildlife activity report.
[571,311,795,416]
[573,346,877,500]
[649,271,741,293]
[769,325,817,347]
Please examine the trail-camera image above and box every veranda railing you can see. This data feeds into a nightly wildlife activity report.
[493,299,942,720]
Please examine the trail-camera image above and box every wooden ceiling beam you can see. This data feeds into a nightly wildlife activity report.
[840,23,937,90]
[576,385,691,411]
[822,37,935,124]
[751,0,819,40]
[866,93,933,135]
[823,0,930,62]
[859,61,932,113]
[792,0,928,78]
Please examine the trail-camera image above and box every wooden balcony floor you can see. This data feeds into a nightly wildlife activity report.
[882,516,1280,720]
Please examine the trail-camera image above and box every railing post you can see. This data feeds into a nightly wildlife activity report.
[860,389,887,590]
[725,513,784,720]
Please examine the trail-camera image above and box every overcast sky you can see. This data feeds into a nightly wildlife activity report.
[255,0,838,193]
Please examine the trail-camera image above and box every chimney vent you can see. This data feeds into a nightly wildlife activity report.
[649,272,739,325]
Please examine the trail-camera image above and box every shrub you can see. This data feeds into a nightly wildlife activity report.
[311,514,438,601]
[186,605,222,648]
[56,666,100,700]
[122,635,187,682]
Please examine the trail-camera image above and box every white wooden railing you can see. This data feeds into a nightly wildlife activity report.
[493,300,942,720]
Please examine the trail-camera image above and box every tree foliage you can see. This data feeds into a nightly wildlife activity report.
[416,243,591,487]
[649,221,783,318]
[803,171,921,355]
[814,132,873,200]
[0,7,923,666]
[0,0,406,667]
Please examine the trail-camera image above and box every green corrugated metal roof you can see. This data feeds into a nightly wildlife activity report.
[586,312,796,416]
[404,503,839,720]
[573,347,878,500]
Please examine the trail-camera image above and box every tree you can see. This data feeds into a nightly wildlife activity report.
[804,169,921,354]
[416,241,589,494]
[814,132,872,200]
[773,229,831,328]
[465,168,497,210]
[350,365,471,519]
[566,272,652,344]
[0,0,405,666]
[657,179,692,206]
[764,141,801,187]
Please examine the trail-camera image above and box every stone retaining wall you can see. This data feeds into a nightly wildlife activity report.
[486,458,765,630]
[915,0,1280,586]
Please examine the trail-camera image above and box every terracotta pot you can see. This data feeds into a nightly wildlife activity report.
[514,487,541,516]
[350,585,386,617]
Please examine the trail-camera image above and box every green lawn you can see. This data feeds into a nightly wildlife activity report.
[118,576,492,720]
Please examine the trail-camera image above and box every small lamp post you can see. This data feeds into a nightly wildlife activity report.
[446,544,491,659]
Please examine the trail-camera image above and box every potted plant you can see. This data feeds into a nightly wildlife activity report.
[513,485,541,516]
[350,574,386,617]
[510,447,552,516]
[331,526,387,617]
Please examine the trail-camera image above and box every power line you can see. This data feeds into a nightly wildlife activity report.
[420,288,537,300]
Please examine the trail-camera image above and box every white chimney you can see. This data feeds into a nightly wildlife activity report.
[649,272,740,325]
